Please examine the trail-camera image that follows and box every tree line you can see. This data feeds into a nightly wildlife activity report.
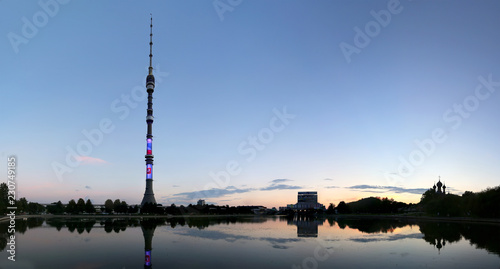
[420,185,500,218]
[0,183,45,215]
[46,198,139,215]
[323,184,500,218]
[141,202,261,215]
[323,197,411,215]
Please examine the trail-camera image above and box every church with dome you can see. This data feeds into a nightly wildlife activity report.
[432,176,447,195]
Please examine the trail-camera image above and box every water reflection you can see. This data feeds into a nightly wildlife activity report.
[283,215,322,237]
[141,219,160,269]
[1,216,499,266]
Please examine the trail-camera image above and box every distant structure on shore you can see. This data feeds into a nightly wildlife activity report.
[432,176,447,195]
[141,16,157,207]
[280,191,325,212]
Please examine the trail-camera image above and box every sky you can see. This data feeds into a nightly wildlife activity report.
[1,0,500,208]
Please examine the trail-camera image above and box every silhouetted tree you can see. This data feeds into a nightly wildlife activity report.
[0,183,8,215]
[66,199,77,214]
[47,201,65,215]
[85,199,95,213]
[474,186,500,218]
[113,199,121,211]
[76,198,86,213]
[114,200,128,213]
[27,202,45,214]
[336,201,351,214]
[128,205,139,214]
[165,204,181,215]
[104,199,114,213]
[420,189,437,205]
[327,203,335,214]
[141,202,157,214]
[17,197,28,213]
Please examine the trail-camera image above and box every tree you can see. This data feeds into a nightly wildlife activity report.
[113,199,121,212]
[66,199,77,214]
[141,202,157,214]
[27,202,45,214]
[47,201,65,215]
[128,205,139,214]
[0,183,8,215]
[104,199,114,213]
[85,199,95,213]
[118,201,128,213]
[113,199,121,206]
[17,197,28,213]
[77,198,86,213]
[165,203,180,215]
[327,203,335,214]
[336,201,351,214]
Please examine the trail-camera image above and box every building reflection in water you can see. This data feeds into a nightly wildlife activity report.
[419,221,461,255]
[285,215,323,237]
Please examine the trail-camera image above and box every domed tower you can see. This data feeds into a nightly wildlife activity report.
[432,183,436,192]
[436,179,443,194]
[443,183,446,195]
[141,16,157,207]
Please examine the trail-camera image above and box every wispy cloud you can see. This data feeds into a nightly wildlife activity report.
[324,178,334,181]
[172,186,255,200]
[325,186,339,189]
[261,179,301,191]
[75,156,108,165]
[172,185,180,187]
[170,178,303,203]
[260,184,302,191]
[346,185,428,195]
[85,185,92,189]
[270,179,292,184]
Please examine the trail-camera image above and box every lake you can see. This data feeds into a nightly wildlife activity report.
[1,216,500,268]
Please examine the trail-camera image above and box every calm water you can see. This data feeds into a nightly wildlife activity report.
[1,216,500,268]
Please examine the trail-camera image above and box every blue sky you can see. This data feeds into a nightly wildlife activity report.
[1,0,500,208]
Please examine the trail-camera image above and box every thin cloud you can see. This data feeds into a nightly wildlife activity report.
[260,184,301,191]
[75,156,108,165]
[270,179,292,184]
[324,178,334,181]
[261,179,301,191]
[346,185,428,195]
[85,185,92,189]
[172,187,255,200]
[325,186,339,189]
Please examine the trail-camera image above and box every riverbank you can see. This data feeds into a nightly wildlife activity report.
[1,213,500,224]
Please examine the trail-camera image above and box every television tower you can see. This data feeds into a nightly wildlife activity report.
[141,15,157,207]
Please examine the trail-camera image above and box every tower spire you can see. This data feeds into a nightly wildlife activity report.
[149,14,153,75]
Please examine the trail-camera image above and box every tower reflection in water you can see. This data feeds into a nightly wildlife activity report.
[141,219,158,269]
